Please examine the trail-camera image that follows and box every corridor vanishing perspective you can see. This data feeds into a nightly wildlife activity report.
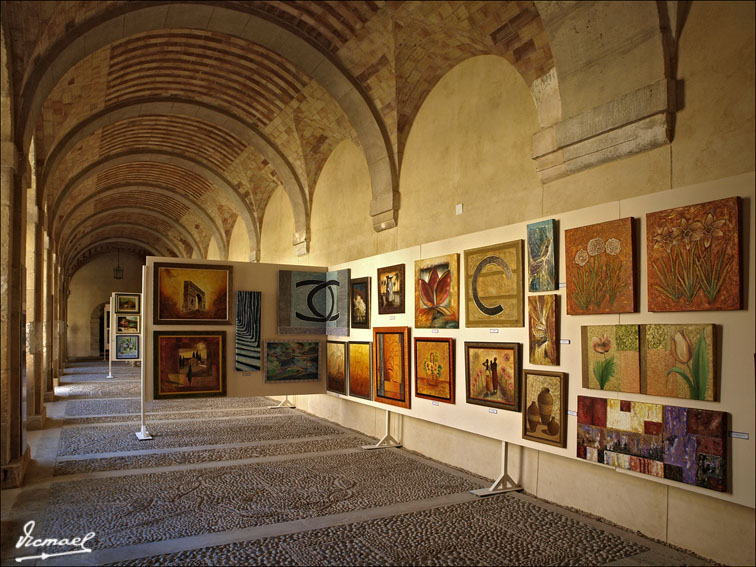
[1,360,713,566]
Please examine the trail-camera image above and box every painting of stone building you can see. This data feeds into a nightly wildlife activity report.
[154,263,232,324]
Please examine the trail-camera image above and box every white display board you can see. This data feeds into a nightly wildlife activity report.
[109,291,142,363]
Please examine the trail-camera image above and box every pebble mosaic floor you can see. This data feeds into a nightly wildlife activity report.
[1,361,715,566]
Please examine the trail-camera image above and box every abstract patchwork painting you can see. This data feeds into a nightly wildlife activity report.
[647,196,741,312]
[527,219,557,292]
[463,242,523,327]
[577,396,727,492]
[581,325,640,393]
[235,291,261,372]
[278,269,350,336]
[528,294,559,366]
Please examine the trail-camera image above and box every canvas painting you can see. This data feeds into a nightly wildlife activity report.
[464,342,520,412]
[116,315,140,334]
[464,241,523,327]
[415,254,459,329]
[641,324,716,401]
[522,370,567,447]
[154,263,232,324]
[581,325,640,393]
[326,340,347,394]
[377,264,405,315]
[527,219,557,292]
[278,269,350,336]
[350,277,371,329]
[115,335,139,360]
[373,327,411,409]
[528,294,558,366]
[647,197,741,311]
[235,290,261,371]
[263,340,323,383]
[348,341,372,400]
[154,331,225,398]
[414,337,455,404]
[565,218,635,315]
[577,396,726,492]
[114,293,140,314]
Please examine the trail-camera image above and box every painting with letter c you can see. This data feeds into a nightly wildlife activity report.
[278,269,350,336]
[464,240,524,327]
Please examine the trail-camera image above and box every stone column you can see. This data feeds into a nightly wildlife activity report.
[25,204,46,429]
[43,233,54,402]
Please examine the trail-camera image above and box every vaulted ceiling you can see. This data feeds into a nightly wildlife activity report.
[2,1,557,276]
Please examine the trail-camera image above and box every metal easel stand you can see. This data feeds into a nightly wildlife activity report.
[268,394,296,409]
[135,266,152,440]
[470,440,522,496]
[362,409,402,450]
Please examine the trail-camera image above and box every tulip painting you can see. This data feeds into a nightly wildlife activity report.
[415,254,460,328]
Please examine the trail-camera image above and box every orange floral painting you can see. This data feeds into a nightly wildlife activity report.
[414,337,455,404]
[415,254,459,329]
[348,342,372,400]
[373,327,410,409]
[326,341,346,394]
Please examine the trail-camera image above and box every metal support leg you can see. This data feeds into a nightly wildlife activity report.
[268,394,295,409]
[362,409,402,450]
[470,441,522,496]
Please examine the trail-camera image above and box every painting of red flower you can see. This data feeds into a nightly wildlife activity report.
[415,254,459,328]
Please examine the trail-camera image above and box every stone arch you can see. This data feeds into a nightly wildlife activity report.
[227,216,251,262]
[65,230,176,269]
[65,223,181,262]
[65,239,161,275]
[17,2,398,233]
[89,302,108,358]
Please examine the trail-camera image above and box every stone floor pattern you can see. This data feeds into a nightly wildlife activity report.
[1,361,714,566]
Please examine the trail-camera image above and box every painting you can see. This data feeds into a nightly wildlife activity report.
[414,337,455,404]
[350,277,371,329]
[116,315,140,334]
[577,396,727,492]
[581,325,640,393]
[326,340,347,394]
[278,269,350,336]
[527,219,557,292]
[114,293,140,314]
[464,241,523,327]
[464,342,520,412]
[565,218,635,315]
[235,291,261,372]
[115,335,139,360]
[348,342,372,400]
[154,331,225,398]
[641,324,716,401]
[528,294,558,366]
[647,197,741,311]
[373,327,411,409]
[377,264,405,315]
[415,254,459,329]
[522,370,567,447]
[263,340,323,383]
[154,263,232,325]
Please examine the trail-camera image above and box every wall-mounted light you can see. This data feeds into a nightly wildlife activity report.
[113,249,124,280]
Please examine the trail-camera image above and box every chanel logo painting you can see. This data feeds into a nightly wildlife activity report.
[278,269,350,336]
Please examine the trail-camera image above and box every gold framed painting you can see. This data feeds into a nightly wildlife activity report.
[464,341,520,412]
[522,369,567,448]
[415,254,459,329]
[373,327,411,409]
[464,241,523,327]
[154,263,232,325]
[414,337,455,404]
[115,314,140,334]
[348,341,372,400]
[326,340,347,394]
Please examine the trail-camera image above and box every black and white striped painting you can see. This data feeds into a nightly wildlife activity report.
[236,291,261,371]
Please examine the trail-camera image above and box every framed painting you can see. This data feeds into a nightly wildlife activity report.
[641,323,716,401]
[577,396,727,492]
[464,241,523,328]
[278,269,350,336]
[235,291,261,371]
[414,337,455,404]
[348,341,372,400]
[373,327,411,409]
[527,219,557,292]
[415,254,459,329]
[350,277,371,329]
[115,335,139,360]
[326,340,347,394]
[464,342,520,412]
[154,263,232,325]
[528,294,558,366]
[263,340,323,383]
[580,325,640,393]
[154,331,226,398]
[522,370,567,447]
[377,264,405,315]
[565,218,635,315]
[114,293,140,314]
[115,314,140,334]
[647,196,741,311]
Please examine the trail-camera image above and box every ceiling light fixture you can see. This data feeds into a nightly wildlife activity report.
[113,249,124,280]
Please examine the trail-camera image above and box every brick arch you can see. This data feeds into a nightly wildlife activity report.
[65,227,178,267]
[18,2,398,233]
[67,243,149,279]
[65,238,163,277]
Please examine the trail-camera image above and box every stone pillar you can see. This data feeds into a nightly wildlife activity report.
[25,204,46,430]
[1,139,30,488]
[43,233,54,402]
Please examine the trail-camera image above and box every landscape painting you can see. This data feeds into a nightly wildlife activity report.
[522,370,567,447]
[414,337,455,404]
[350,277,371,329]
[647,197,741,311]
[377,264,405,315]
[528,294,558,366]
[326,341,347,394]
[464,342,520,412]
[373,327,411,409]
[116,315,140,334]
[415,254,459,329]
[154,331,226,398]
[278,269,350,335]
[527,219,557,292]
[581,325,641,393]
[263,340,322,383]
[115,335,139,360]
[154,263,232,325]
[565,218,635,315]
[114,293,140,314]
[348,342,372,400]
[235,290,261,371]
[464,241,523,327]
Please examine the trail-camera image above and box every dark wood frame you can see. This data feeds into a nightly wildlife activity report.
[153,262,233,325]
[376,264,405,315]
[349,276,371,329]
[414,337,455,404]
[373,326,411,409]
[153,330,226,399]
[464,341,521,412]
[521,369,568,448]
[115,314,140,334]
[114,293,140,314]
[115,334,139,360]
